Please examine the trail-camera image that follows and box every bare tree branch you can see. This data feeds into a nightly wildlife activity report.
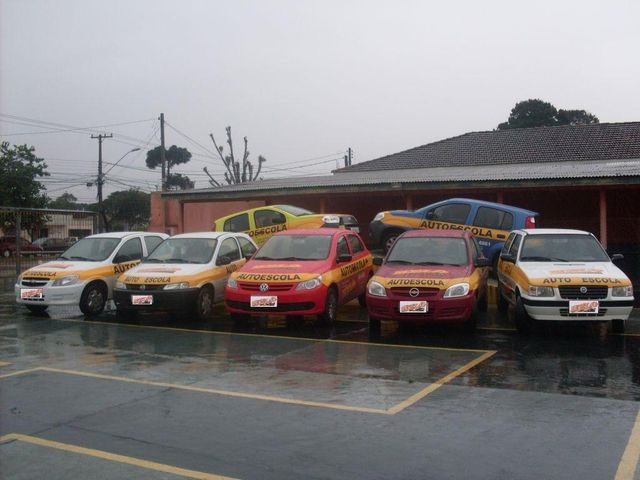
[203,166,221,187]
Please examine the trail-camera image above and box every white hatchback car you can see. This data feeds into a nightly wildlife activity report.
[15,231,168,316]
[497,229,634,333]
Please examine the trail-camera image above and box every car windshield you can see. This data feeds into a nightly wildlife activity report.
[255,234,332,260]
[519,234,610,262]
[58,237,120,262]
[386,236,469,266]
[275,205,315,216]
[144,238,218,264]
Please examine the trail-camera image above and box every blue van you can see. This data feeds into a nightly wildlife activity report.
[369,198,538,268]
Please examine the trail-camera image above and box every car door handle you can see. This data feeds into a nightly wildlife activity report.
[497,234,506,239]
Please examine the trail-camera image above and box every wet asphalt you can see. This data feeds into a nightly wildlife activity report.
[1,292,640,480]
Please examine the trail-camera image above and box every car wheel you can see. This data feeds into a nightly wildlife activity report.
[382,231,401,254]
[318,287,338,324]
[611,319,625,334]
[26,305,47,314]
[80,282,107,317]
[515,294,535,334]
[497,282,509,313]
[194,285,214,321]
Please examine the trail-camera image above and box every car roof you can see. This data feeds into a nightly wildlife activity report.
[400,229,471,239]
[85,231,164,239]
[515,228,592,236]
[273,228,343,237]
[416,197,538,215]
[170,232,249,240]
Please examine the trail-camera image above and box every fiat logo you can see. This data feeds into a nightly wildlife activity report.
[409,288,419,298]
[259,283,269,292]
[580,286,588,294]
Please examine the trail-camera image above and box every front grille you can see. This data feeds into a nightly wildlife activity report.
[390,287,439,298]
[238,283,293,292]
[125,284,166,291]
[21,279,48,287]
[559,308,607,317]
[559,285,608,300]
[226,300,314,312]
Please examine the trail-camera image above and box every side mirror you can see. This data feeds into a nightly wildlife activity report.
[500,253,515,264]
[475,257,491,268]
[425,211,435,220]
[611,253,624,262]
[113,255,126,264]
[373,257,383,266]
[337,253,352,263]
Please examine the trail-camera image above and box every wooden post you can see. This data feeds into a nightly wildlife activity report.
[599,189,608,249]
[319,197,327,213]
[405,194,413,210]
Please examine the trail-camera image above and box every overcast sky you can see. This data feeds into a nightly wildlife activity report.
[1,0,639,203]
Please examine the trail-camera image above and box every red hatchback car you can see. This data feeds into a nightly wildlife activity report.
[366,230,490,330]
[225,229,373,323]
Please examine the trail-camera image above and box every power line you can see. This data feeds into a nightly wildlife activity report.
[0,118,155,136]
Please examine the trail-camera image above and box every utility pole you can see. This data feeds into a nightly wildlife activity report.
[91,133,113,232]
[348,147,352,166]
[344,147,353,167]
[159,113,166,190]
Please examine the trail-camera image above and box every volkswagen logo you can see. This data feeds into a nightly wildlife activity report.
[409,288,420,298]
[579,286,588,294]
[140,285,145,291]
[259,283,269,292]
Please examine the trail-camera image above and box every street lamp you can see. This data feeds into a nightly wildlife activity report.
[97,147,141,232]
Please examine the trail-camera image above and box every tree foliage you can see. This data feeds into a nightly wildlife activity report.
[0,142,49,208]
[103,189,150,231]
[49,193,80,210]
[204,126,266,186]
[166,173,195,190]
[497,99,599,130]
[146,145,194,188]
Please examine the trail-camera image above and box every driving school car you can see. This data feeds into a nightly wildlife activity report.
[114,232,257,320]
[214,204,360,246]
[15,231,168,316]
[366,230,490,329]
[225,229,373,322]
[497,228,634,333]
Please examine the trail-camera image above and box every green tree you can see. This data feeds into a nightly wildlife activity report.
[103,189,150,231]
[146,145,193,186]
[0,142,49,207]
[497,99,599,130]
[166,173,195,190]
[50,193,79,209]
[204,126,266,186]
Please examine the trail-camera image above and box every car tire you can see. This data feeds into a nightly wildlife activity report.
[318,287,338,324]
[382,231,401,254]
[26,305,47,314]
[194,285,214,321]
[611,319,625,334]
[497,282,509,313]
[515,294,535,334]
[79,282,107,317]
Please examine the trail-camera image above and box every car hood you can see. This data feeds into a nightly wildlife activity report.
[120,263,214,284]
[519,261,631,286]
[372,263,473,289]
[233,259,329,282]
[21,260,114,280]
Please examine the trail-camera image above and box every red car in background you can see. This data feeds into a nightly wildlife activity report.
[366,230,490,330]
[225,229,373,323]
[0,236,43,257]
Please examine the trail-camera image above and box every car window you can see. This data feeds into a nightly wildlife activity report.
[473,207,514,230]
[387,236,469,266]
[256,234,332,260]
[470,238,480,259]
[237,236,257,257]
[224,213,250,232]
[144,236,164,255]
[60,237,120,262]
[116,238,143,262]
[145,238,217,264]
[217,237,241,264]
[428,203,470,224]
[520,234,609,262]
[337,236,350,257]
[508,234,523,257]
[347,235,364,254]
[502,233,515,255]
[254,210,286,228]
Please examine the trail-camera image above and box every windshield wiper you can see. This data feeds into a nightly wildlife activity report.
[385,260,414,264]
[521,256,568,262]
[58,255,70,260]
[144,258,165,263]
[69,256,90,261]
[415,261,449,266]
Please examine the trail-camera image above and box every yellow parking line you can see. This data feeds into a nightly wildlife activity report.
[0,367,42,379]
[52,317,492,353]
[616,409,640,480]
[387,350,496,415]
[0,433,238,480]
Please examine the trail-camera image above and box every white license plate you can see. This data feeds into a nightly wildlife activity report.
[131,294,153,306]
[250,295,278,308]
[399,300,428,313]
[21,288,43,300]
[569,300,599,314]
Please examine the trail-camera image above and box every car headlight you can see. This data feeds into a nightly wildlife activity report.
[115,281,126,290]
[163,282,190,290]
[444,283,470,298]
[612,285,633,297]
[368,280,387,297]
[296,276,322,290]
[528,285,554,297]
[52,275,80,287]
[227,277,238,289]
[373,212,385,222]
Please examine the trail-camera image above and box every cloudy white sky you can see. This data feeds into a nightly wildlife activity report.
[1,0,639,203]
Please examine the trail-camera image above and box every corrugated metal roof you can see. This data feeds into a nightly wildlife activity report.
[163,158,640,199]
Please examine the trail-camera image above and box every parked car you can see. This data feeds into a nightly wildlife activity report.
[114,232,257,320]
[366,230,490,330]
[214,205,360,246]
[15,231,168,315]
[0,236,43,256]
[368,198,538,270]
[225,228,373,323]
[33,237,78,251]
[497,228,634,333]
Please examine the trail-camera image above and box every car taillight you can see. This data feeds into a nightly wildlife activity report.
[525,216,536,229]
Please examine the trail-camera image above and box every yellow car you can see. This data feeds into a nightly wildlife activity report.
[213,205,359,246]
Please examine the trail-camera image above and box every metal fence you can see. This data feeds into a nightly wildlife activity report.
[0,207,97,289]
